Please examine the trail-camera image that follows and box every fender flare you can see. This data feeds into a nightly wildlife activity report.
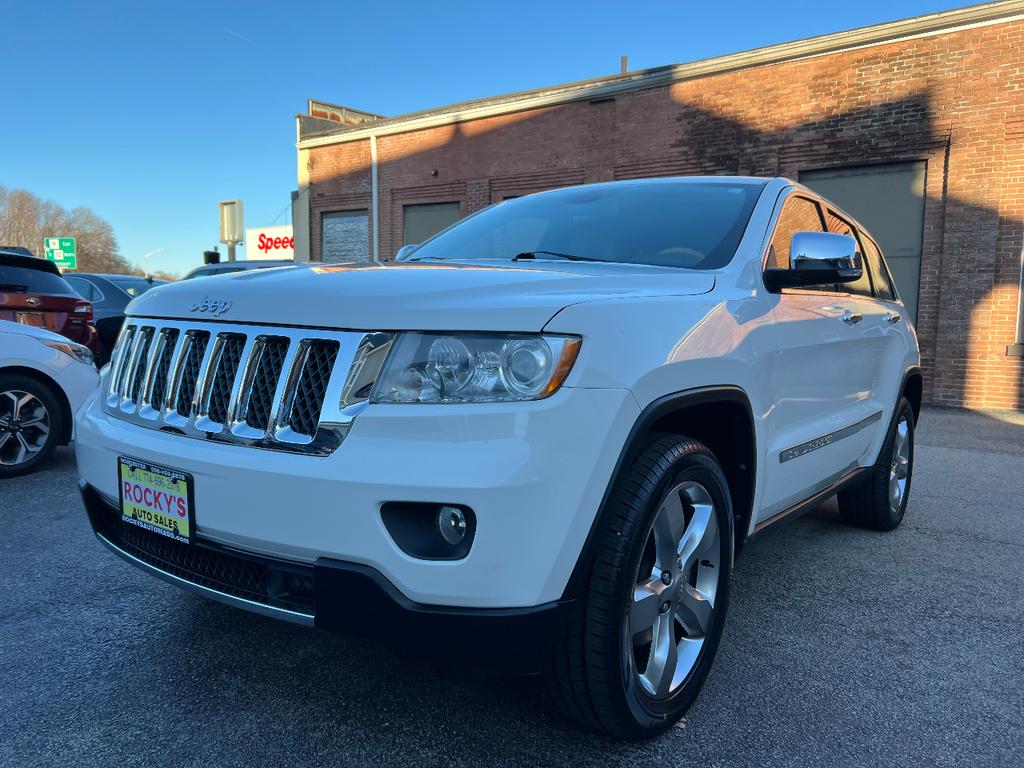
[559,385,756,601]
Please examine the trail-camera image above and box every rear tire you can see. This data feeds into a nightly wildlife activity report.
[546,434,733,739]
[0,373,64,478]
[837,397,915,531]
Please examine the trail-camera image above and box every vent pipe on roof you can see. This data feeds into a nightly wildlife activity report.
[620,55,628,74]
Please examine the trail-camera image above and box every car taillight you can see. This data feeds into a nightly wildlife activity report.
[74,300,93,320]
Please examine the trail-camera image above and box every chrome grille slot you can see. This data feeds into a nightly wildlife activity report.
[107,325,137,406]
[242,336,289,432]
[204,333,245,425]
[128,327,155,403]
[148,328,180,411]
[174,331,210,417]
[285,340,339,437]
[102,319,391,455]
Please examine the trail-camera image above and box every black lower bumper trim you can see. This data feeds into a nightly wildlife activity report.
[315,559,570,674]
[81,482,570,674]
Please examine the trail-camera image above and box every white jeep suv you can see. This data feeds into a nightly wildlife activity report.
[76,177,921,738]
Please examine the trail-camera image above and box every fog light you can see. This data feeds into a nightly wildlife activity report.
[380,502,476,560]
[437,506,467,545]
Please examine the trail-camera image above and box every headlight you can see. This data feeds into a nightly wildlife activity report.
[372,332,581,404]
[41,339,94,366]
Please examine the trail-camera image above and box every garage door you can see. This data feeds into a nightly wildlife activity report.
[322,210,369,262]
[403,202,461,245]
[800,162,925,321]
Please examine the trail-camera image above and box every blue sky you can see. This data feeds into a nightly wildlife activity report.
[3,0,972,276]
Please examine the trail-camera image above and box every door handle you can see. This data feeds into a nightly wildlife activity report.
[841,310,863,326]
[885,312,902,324]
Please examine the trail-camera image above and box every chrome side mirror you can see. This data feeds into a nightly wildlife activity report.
[790,231,860,271]
[395,243,420,261]
[764,231,863,292]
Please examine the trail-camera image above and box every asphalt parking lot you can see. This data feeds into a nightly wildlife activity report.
[1,406,1022,768]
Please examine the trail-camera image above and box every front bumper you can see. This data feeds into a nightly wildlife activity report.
[82,484,570,673]
[76,385,639,607]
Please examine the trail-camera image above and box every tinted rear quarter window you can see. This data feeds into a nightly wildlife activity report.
[860,234,897,302]
[63,276,95,300]
[109,277,158,297]
[0,265,76,295]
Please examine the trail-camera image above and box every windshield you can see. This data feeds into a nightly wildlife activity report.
[109,276,164,297]
[408,180,764,270]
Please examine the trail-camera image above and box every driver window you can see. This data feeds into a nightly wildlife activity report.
[826,209,872,297]
[767,196,825,270]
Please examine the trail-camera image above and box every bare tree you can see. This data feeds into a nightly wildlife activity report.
[0,184,135,274]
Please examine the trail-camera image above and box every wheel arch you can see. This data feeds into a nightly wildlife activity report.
[561,385,757,601]
[0,365,73,445]
[901,366,923,424]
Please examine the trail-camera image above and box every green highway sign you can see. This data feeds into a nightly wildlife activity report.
[44,237,77,270]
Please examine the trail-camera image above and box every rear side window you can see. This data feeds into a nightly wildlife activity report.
[0,265,76,295]
[767,196,824,269]
[826,209,872,298]
[65,276,101,301]
[860,233,897,302]
[108,277,156,297]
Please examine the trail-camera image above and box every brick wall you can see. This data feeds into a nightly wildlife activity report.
[305,20,1024,409]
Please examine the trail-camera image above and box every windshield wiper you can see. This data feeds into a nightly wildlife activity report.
[512,250,604,263]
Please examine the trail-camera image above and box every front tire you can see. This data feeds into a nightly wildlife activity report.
[0,373,64,479]
[546,435,733,739]
[837,397,915,531]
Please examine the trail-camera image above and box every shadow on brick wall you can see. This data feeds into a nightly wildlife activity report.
[302,86,1024,409]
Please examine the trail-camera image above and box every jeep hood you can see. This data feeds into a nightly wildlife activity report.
[128,261,715,331]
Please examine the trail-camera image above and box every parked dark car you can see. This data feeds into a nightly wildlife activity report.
[0,248,98,355]
[182,259,296,280]
[64,273,167,365]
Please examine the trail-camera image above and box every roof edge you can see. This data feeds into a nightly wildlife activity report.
[298,1,1024,149]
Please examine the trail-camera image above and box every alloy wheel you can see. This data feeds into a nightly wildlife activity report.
[628,480,721,700]
[0,389,51,467]
[889,417,911,513]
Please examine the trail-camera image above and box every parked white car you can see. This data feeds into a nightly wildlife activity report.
[75,177,920,738]
[0,320,98,477]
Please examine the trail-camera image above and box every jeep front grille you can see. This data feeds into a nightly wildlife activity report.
[105,320,393,454]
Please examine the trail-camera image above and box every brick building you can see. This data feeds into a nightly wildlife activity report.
[293,0,1024,410]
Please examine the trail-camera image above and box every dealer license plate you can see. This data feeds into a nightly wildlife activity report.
[118,456,195,544]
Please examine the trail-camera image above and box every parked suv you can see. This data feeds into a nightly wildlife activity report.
[0,249,99,355]
[75,178,920,738]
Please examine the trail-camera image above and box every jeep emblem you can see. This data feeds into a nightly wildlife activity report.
[190,296,233,317]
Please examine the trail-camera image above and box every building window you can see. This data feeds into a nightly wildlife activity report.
[322,210,369,262]
[403,202,461,245]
